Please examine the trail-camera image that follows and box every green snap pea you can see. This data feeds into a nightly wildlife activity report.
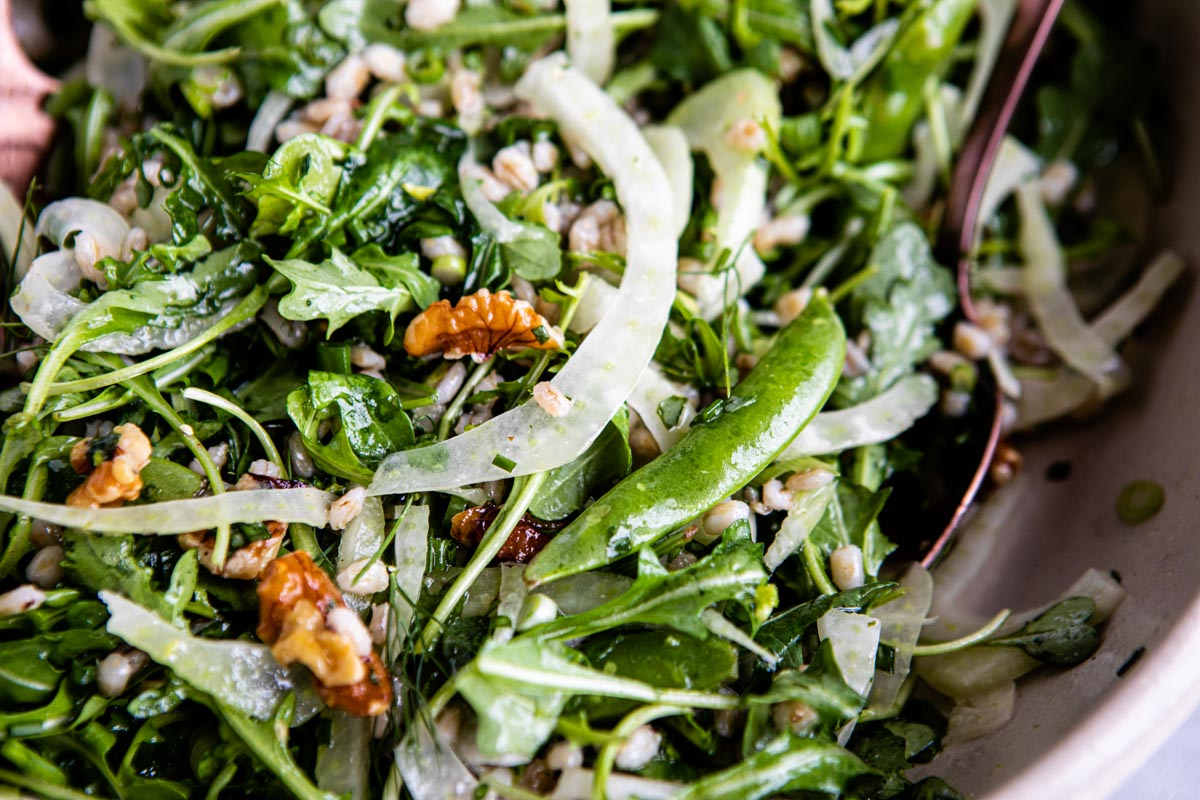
[525,292,846,586]
[858,0,976,163]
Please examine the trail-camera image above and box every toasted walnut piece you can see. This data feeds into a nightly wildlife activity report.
[257,552,392,716]
[450,503,565,563]
[67,424,153,509]
[403,289,564,360]
[178,520,287,581]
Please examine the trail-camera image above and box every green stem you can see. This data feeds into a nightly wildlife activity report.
[51,388,134,423]
[356,85,405,150]
[418,472,547,651]
[0,768,102,800]
[204,762,238,800]
[182,387,283,470]
[592,705,687,800]
[23,325,90,415]
[436,359,494,442]
[803,538,837,596]
[0,454,51,578]
[912,609,1012,657]
[40,286,267,398]
[153,344,217,388]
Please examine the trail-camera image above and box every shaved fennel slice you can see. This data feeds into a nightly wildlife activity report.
[459,151,528,243]
[978,137,1039,232]
[868,563,933,712]
[10,251,88,341]
[763,483,836,573]
[102,591,293,720]
[780,374,937,458]
[1017,182,1124,395]
[0,182,35,278]
[551,769,682,800]
[0,488,332,533]
[392,504,430,644]
[1017,251,1186,429]
[394,721,478,800]
[568,273,619,335]
[566,0,614,84]
[667,70,781,319]
[369,56,676,495]
[10,249,247,355]
[337,495,385,610]
[943,681,1016,745]
[248,90,292,153]
[817,609,880,698]
[316,713,371,800]
[627,365,696,451]
[959,0,1018,128]
[643,125,694,238]
[36,198,130,260]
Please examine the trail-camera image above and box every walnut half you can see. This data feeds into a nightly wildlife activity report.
[257,551,392,717]
[403,289,564,360]
[66,424,153,509]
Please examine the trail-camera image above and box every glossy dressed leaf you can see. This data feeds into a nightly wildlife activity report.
[836,223,955,406]
[529,407,631,520]
[0,640,63,705]
[352,244,440,309]
[525,524,767,642]
[578,629,737,719]
[149,126,254,243]
[808,480,893,575]
[990,597,1100,666]
[62,533,172,620]
[673,734,874,800]
[136,458,205,503]
[268,249,417,335]
[456,660,570,762]
[241,133,345,238]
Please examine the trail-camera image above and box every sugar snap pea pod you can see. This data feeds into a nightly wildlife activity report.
[525,292,846,586]
[858,0,976,162]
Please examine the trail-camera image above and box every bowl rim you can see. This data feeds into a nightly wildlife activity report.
[982,584,1200,799]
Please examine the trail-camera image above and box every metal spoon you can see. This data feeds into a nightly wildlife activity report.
[922,0,1067,566]
[0,0,58,194]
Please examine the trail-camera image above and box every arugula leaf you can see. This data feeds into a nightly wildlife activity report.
[148,126,255,243]
[651,3,734,85]
[990,597,1100,666]
[578,629,738,719]
[241,133,346,238]
[287,371,415,482]
[529,407,631,521]
[848,702,952,799]
[325,2,566,52]
[351,244,441,310]
[808,480,894,576]
[101,235,213,289]
[835,223,954,406]
[525,523,767,642]
[136,458,205,503]
[62,533,172,620]
[743,641,864,751]
[673,734,874,800]
[268,249,419,335]
[755,582,902,668]
[456,658,570,761]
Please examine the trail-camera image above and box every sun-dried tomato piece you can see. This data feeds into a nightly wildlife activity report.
[450,503,565,563]
[403,289,564,360]
[257,551,392,717]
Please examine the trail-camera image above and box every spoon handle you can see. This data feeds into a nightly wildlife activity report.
[923,0,1066,568]
[0,0,59,194]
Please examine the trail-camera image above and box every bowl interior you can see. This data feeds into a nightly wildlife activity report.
[914,2,1200,796]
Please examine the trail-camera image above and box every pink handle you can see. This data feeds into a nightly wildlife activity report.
[0,0,59,193]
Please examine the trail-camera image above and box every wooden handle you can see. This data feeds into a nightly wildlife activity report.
[0,0,59,194]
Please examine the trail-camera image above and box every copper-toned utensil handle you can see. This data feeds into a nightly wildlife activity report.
[0,0,59,194]
[922,0,1066,567]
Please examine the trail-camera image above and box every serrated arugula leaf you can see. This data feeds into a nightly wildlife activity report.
[578,629,738,720]
[674,733,874,800]
[287,371,415,483]
[743,640,865,752]
[524,522,767,642]
[240,133,346,238]
[268,249,418,335]
[808,480,894,576]
[530,407,631,520]
[62,534,171,620]
[990,597,1100,666]
[351,244,440,310]
[836,223,954,406]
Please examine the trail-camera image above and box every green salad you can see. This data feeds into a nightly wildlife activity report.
[0,1,1181,798]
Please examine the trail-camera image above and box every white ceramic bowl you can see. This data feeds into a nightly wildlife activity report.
[917,2,1200,796]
